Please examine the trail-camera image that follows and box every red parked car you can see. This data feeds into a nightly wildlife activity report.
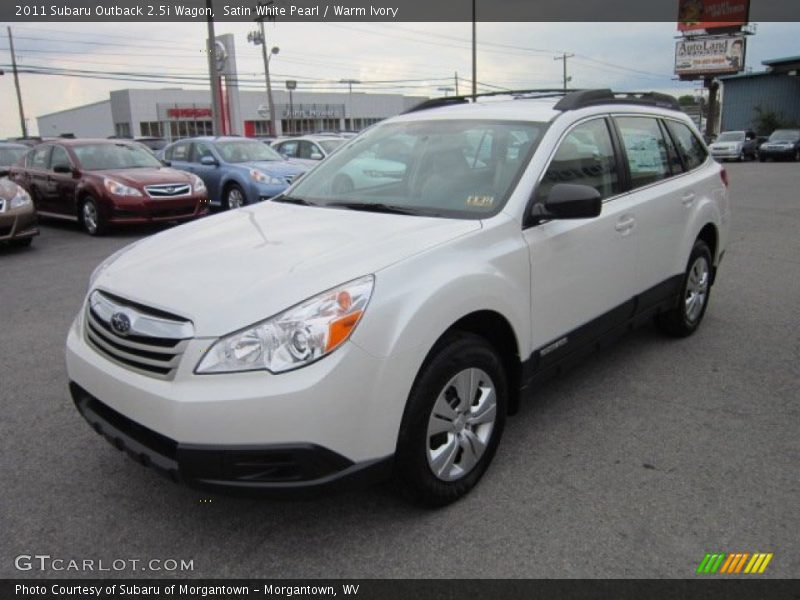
[10,139,209,235]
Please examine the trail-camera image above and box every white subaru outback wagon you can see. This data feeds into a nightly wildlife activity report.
[67,89,730,505]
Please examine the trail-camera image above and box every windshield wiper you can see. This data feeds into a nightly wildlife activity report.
[272,195,317,206]
[326,201,421,216]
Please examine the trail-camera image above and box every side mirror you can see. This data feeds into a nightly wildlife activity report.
[310,152,323,160]
[53,164,72,174]
[200,155,218,166]
[530,183,602,224]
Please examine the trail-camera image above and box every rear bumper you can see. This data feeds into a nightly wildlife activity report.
[70,382,393,496]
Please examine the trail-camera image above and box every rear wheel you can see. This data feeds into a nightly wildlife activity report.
[395,332,507,506]
[656,239,712,337]
[224,184,246,210]
[80,197,105,236]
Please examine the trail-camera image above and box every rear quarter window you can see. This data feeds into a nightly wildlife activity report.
[665,121,708,171]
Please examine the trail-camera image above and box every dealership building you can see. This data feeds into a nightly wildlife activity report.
[36,88,428,140]
[720,56,800,131]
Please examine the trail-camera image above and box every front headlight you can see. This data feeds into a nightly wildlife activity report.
[10,185,31,209]
[190,174,206,194]
[250,169,283,185]
[196,275,374,374]
[104,178,142,197]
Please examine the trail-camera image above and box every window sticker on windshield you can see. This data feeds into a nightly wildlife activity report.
[466,195,494,208]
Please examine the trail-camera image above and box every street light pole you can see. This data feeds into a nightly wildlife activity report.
[471,0,477,100]
[7,27,27,138]
[255,11,278,135]
[205,0,224,136]
[437,86,455,97]
[339,79,360,131]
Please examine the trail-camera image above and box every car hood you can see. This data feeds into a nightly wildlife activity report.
[242,160,308,176]
[92,167,193,186]
[93,202,480,336]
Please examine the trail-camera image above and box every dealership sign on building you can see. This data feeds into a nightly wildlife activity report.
[674,35,746,76]
[677,0,750,32]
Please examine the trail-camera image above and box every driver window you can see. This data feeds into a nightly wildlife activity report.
[538,119,620,202]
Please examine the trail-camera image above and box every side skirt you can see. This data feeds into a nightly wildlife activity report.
[520,274,684,393]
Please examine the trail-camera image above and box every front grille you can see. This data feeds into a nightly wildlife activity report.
[85,291,193,380]
[144,183,191,198]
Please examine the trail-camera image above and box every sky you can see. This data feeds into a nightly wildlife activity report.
[0,20,798,138]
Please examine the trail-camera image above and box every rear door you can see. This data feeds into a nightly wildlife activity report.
[611,115,688,298]
[25,145,53,212]
[47,145,79,217]
[190,141,222,204]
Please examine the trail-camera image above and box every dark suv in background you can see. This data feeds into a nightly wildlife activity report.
[758,129,800,162]
[10,139,209,235]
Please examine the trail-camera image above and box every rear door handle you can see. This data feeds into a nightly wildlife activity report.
[615,215,635,233]
[682,192,696,207]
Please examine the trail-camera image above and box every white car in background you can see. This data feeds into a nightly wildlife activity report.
[67,89,729,506]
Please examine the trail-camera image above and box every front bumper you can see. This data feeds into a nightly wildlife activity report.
[107,195,210,225]
[0,205,39,242]
[70,383,392,496]
[66,310,415,493]
[759,147,797,159]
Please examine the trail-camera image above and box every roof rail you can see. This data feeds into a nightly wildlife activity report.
[402,88,574,114]
[554,89,681,111]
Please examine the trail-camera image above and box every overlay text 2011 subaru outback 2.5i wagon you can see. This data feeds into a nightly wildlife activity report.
[66,89,730,506]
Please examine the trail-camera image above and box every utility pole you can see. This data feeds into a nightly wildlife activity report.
[554,52,574,93]
[454,71,459,96]
[471,0,477,100]
[205,0,224,136]
[7,27,27,138]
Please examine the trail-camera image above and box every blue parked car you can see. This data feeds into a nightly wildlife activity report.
[162,137,308,209]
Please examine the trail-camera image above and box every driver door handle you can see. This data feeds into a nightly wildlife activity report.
[615,215,635,233]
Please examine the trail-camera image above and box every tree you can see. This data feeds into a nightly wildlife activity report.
[678,95,698,107]
[751,105,798,135]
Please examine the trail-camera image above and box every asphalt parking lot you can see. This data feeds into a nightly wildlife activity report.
[1,162,798,579]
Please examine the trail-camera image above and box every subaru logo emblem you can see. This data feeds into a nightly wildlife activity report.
[166,186,175,194]
[111,312,131,335]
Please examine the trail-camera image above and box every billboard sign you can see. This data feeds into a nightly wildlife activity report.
[674,34,746,76]
[677,0,750,32]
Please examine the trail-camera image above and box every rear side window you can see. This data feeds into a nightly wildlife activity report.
[538,118,620,201]
[29,145,51,170]
[615,117,670,189]
[665,121,708,171]
[166,142,190,161]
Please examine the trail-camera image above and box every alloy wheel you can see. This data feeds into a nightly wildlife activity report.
[82,201,98,234]
[227,187,245,209]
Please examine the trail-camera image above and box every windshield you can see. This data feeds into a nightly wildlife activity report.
[319,139,345,154]
[0,147,26,166]
[717,132,744,142]
[73,143,163,170]
[216,140,283,163]
[285,119,545,219]
[768,130,800,142]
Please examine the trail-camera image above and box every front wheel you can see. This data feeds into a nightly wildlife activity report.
[224,184,246,210]
[80,197,105,236]
[395,332,507,506]
[656,239,713,337]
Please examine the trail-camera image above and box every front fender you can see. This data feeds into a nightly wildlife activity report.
[351,216,531,364]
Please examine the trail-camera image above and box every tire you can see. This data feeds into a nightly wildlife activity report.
[795,150,800,162]
[224,184,246,210]
[79,197,105,236]
[10,237,33,247]
[759,155,766,162]
[656,239,713,338]
[395,332,507,506]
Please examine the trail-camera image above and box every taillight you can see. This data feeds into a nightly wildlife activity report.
[720,167,729,188]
